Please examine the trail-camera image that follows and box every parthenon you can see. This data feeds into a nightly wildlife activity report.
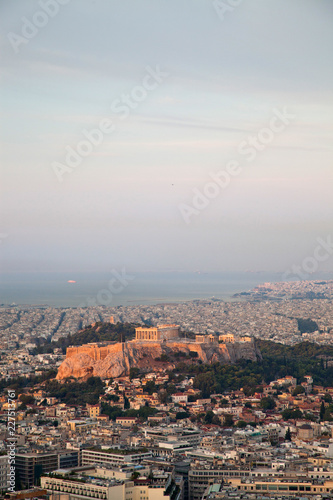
[135,324,180,341]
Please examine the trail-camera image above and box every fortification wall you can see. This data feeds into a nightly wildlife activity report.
[66,345,99,359]
[66,344,117,361]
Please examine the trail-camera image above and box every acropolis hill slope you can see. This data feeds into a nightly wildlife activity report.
[56,339,262,380]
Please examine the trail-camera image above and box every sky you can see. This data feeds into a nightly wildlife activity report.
[0,0,332,274]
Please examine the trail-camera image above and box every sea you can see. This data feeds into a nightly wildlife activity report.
[0,271,331,308]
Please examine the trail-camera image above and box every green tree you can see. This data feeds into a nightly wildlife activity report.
[100,402,123,420]
[193,372,218,398]
[281,409,292,420]
[44,377,104,406]
[129,368,140,380]
[19,394,35,405]
[160,353,169,363]
[176,411,190,420]
[292,385,305,396]
[166,384,177,396]
[320,401,325,420]
[285,427,291,441]
[224,414,234,427]
[106,394,119,403]
[260,396,276,410]
[281,408,303,420]
[324,393,332,403]
[323,407,332,421]
[296,318,319,334]
[158,390,168,404]
[293,409,303,419]
[204,411,215,424]
[144,381,157,395]
[137,404,157,420]
[212,415,221,425]
[236,420,247,428]
[124,395,130,410]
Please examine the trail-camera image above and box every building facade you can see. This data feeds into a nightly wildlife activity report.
[87,404,100,419]
[81,449,152,468]
[135,325,180,341]
[195,335,217,344]
[41,474,178,500]
[16,452,58,490]
[218,334,235,343]
[0,454,9,492]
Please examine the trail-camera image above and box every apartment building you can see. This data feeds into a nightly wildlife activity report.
[16,452,58,489]
[41,472,178,500]
[0,454,9,492]
[81,449,152,468]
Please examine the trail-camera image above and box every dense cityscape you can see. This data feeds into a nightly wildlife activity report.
[0,280,332,499]
[1,280,333,379]
[2,1,331,499]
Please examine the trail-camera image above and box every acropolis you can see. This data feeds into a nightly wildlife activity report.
[135,324,180,341]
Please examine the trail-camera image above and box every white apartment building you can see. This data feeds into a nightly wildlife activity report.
[41,472,179,500]
[81,449,152,468]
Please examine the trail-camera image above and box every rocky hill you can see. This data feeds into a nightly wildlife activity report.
[56,339,262,380]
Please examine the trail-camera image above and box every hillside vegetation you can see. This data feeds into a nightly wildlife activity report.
[34,322,138,354]
[31,324,333,399]
[173,340,333,398]
[257,339,333,358]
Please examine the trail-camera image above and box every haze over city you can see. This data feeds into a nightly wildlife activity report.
[2,4,333,499]
[1,0,332,275]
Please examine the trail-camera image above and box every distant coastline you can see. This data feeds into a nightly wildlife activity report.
[0,271,332,308]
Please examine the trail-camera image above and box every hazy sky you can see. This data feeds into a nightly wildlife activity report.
[1,0,332,273]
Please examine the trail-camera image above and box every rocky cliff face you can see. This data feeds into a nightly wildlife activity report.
[56,340,261,380]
